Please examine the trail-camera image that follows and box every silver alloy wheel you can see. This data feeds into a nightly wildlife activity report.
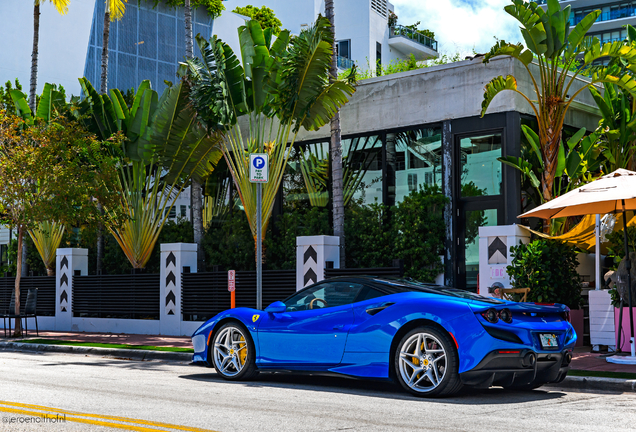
[213,326,248,377]
[398,332,447,393]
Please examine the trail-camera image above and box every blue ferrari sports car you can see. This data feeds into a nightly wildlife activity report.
[191,277,576,397]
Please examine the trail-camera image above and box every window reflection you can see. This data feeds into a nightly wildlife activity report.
[459,134,502,197]
[343,136,382,206]
[465,209,498,291]
[285,142,330,209]
[388,127,442,205]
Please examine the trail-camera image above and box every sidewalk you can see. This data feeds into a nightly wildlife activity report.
[0,331,192,349]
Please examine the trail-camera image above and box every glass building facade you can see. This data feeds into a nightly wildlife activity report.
[84,1,213,94]
[280,111,519,291]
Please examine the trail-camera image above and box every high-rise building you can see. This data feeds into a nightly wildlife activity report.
[0,1,438,98]
[534,0,636,44]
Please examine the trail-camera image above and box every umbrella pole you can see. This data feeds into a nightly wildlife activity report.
[622,203,635,357]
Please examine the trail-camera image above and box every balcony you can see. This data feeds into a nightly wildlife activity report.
[388,25,438,61]
[337,55,355,70]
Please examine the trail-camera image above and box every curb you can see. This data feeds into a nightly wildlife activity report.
[544,375,636,393]
[0,341,193,363]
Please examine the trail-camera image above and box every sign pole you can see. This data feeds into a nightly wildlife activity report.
[249,153,268,310]
[228,270,236,308]
[257,183,262,310]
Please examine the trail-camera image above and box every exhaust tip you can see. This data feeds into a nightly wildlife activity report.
[522,352,536,367]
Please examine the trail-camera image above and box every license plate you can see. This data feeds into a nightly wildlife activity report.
[539,333,559,349]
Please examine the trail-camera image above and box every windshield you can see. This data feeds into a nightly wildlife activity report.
[374,278,505,305]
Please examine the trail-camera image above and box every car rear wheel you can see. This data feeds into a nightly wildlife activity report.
[394,326,462,397]
[212,322,258,381]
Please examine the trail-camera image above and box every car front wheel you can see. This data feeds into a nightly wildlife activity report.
[394,326,462,397]
[211,322,258,380]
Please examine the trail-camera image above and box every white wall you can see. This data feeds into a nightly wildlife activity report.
[0,1,95,98]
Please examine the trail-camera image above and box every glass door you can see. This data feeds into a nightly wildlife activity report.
[456,132,504,291]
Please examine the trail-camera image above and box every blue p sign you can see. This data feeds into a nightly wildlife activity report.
[253,156,265,169]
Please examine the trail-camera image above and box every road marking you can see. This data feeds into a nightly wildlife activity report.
[0,400,218,432]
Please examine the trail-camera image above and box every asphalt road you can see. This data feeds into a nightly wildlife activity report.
[0,350,635,432]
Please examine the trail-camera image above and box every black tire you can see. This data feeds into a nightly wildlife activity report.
[394,326,463,397]
[210,322,258,381]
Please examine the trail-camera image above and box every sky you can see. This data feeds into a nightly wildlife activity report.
[391,0,524,57]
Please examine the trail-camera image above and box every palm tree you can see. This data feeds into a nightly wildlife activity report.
[76,78,223,269]
[28,0,69,277]
[324,0,346,266]
[185,17,356,261]
[30,0,69,113]
[98,0,127,273]
[183,0,205,270]
[482,0,636,209]
[100,0,127,94]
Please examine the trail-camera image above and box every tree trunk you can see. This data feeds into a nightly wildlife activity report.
[96,203,104,274]
[100,11,111,94]
[184,0,204,268]
[24,3,40,276]
[192,180,205,269]
[96,11,111,272]
[13,227,24,336]
[30,3,40,114]
[185,0,193,58]
[325,0,345,267]
[46,267,54,277]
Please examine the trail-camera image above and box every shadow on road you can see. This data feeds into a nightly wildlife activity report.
[179,371,568,404]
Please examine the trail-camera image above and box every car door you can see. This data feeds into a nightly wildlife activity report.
[257,281,363,368]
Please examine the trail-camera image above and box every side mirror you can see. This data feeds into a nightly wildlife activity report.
[265,301,286,314]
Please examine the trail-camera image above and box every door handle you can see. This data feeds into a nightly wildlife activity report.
[333,324,351,331]
[366,302,395,316]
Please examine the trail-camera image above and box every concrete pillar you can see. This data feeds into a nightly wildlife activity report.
[55,248,88,331]
[296,236,339,291]
[160,243,197,336]
[478,225,530,296]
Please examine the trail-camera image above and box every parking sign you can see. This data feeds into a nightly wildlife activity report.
[249,154,269,183]
[228,270,235,292]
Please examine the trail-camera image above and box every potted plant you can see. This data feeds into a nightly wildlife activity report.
[507,239,584,346]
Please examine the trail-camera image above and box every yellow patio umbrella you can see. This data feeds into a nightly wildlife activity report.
[520,169,636,361]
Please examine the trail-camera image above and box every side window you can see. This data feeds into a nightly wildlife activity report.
[356,286,387,303]
[284,282,363,312]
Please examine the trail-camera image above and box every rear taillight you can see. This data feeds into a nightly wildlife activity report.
[500,308,513,323]
[481,308,513,324]
[561,310,571,322]
[482,308,499,323]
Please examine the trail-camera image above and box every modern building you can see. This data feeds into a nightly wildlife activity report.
[227,0,438,70]
[534,0,636,44]
[0,0,438,98]
[284,56,599,289]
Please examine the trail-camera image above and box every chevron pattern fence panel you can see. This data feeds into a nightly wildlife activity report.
[182,269,296,321]
[72,274,160,319]
[0,276,56,316]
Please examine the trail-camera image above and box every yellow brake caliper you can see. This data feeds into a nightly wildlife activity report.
[413,341,426,381]
[239,335,247,365]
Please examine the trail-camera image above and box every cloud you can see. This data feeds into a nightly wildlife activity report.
[391,0,523,56]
